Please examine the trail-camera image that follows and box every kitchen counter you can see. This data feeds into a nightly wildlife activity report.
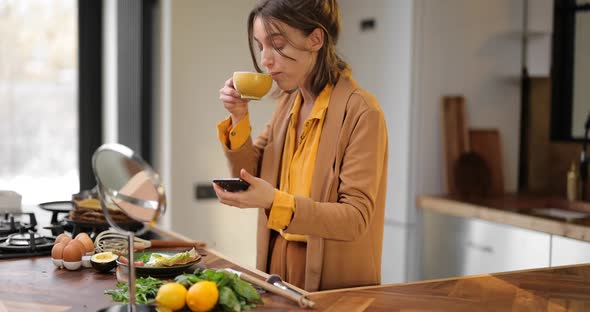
[3,201,590,311]
[2,250,590,311]
[311,263,590,311]
[0,247,295,311]
[417,194,590,242]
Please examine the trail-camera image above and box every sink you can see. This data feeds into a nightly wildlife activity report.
[510,196,590,223]
[528,208,590,222]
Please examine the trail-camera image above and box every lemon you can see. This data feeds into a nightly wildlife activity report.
[155,282,187,311]
[155,306,172,312]
[186,281,219,312]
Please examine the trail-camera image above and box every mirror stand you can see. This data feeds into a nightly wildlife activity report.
[127,231,137,310]
[95,207,157,312]
[92,143,165,312]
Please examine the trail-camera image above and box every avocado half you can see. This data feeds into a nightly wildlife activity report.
[90,252,118,272]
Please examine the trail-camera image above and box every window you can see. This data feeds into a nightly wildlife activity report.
[0,0,78,205]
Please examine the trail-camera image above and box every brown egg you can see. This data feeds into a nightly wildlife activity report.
[51,242,65,259]
[62,244,82,262]
[66,239,86,258]
[75,232,89,241]
[75,232,95,253]
[55,233,71,244]
[60,236,73,246]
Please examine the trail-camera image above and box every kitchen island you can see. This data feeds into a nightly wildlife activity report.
[2,246,590,311]
[417,194,590,241]
[417,194,590,282]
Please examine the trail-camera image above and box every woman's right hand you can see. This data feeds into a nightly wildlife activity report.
[219,77,249,126]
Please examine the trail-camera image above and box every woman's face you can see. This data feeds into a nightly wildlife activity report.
[252,17,318,92]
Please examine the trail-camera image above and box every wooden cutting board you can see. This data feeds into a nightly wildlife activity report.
[454,151,492,199]
[442,96,469,195]
[469,129,504,196]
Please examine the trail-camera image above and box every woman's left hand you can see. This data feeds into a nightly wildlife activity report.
[212,169,275,209]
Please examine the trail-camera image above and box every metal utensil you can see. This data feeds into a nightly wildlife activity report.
[225,268,315,308]
[94,229,206,254]
[266,274,305,298]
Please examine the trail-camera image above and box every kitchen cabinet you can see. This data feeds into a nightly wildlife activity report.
[422,210,469,279]
[462,218,550,276]
[551,235,590,267]
[422,211,551,279]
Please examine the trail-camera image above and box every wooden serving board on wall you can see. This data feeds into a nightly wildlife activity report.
[442,96,470,195]
[469,129,504,195]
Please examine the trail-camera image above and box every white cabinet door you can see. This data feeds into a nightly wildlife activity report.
[551,235,590,267]
[422,212,551,279]
[462,218,551,276]
[422,211,470,279]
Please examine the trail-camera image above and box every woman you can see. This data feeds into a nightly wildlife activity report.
[214,0,388,291]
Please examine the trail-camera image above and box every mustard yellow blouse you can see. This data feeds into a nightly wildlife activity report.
[217,85,333,242]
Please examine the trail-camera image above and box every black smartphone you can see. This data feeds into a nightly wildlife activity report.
[213,178,250,192]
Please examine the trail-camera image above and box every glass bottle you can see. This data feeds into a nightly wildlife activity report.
[567,162,579,201]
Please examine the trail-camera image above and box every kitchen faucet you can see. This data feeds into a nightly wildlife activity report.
[580,112,590,200]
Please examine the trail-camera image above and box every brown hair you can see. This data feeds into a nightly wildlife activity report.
[247,0,349,96]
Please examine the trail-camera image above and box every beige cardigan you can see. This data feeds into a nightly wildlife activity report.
[221,75,388,291]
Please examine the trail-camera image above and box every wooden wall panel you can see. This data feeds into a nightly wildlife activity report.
[527,78,584,197]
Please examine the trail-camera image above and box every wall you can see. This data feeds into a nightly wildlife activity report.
[161,0,418,283]
[167,0,272,267]
[161,0,537,283]
[412,0,522,198]
[338,0,414,284]
[338,0,413,224]
[339,0,528,282]
[410,0,527,280]
[164,0,416,282]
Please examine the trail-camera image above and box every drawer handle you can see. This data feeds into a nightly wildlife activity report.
[466,241,494,253]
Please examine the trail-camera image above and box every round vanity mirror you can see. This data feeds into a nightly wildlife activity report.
[92,143,165,235]
[92,143,166,312]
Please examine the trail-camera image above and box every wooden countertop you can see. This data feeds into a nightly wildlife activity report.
[417,194,590,242]
[4,202,590,311]
[309,263,590,311]
[0,248,296,311]
[2,252,590,311]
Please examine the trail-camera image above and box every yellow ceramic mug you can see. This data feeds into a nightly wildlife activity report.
[233,71,273,100]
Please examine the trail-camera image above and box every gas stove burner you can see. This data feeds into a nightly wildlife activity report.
[0,229,54,253]
[0,212,37,236]
[7,232,47,246]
